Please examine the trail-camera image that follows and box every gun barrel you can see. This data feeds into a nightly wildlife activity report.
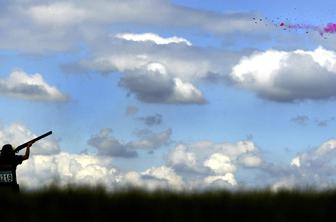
[14,131,52,153]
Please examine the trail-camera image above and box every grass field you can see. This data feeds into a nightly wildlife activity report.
[0,186,335,222]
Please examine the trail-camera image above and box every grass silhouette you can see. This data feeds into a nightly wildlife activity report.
[0,186,335,221]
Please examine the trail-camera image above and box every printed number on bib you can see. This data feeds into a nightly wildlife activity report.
[0,171,13,183]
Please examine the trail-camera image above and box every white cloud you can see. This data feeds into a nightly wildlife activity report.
[73,32,241,104]
[191,140,257,159]
[88,128,137,158]
[166,139,261,189]
[204,173,237,187]
[85,43,228,83]
[291,139,336,166]
[9,124,336,191]
[88,128,171,157]
[0,123,60,155]
[167,144,197,170]
[27,2,88,26]
[0,0,265,53]
[117,61,207,104]
[128,128,172,150]
[239,155,262,167]
[18,151,184,191]
[17,152,120,189]
[169,78,206,104]
[267,139,336,190]
[0,122,267,191]
[314,139,336,156]
[147,62,167,74]
[115,33,192,46]
[0,70,67,102]
[271,177,296,192]
[204,153,236,174]
[231,47,336,102]
[290,157,301,167]
[122,166,184,191]
[142,166,184,189]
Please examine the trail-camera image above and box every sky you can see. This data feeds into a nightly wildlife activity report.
[1,0,336,191]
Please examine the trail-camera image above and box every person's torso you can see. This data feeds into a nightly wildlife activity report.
[0,157,20,184]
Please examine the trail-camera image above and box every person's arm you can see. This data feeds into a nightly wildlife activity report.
[22,142,33,161]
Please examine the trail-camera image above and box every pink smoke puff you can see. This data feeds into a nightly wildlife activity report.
[274,20,336,36]
[323,23,336,33]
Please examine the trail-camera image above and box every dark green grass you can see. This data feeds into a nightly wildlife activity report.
[1,186,336,222]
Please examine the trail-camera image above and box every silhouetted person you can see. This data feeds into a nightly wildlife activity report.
[0,142,33,192]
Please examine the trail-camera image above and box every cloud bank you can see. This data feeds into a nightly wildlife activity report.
[0,70,67,102]
[0,0,265,53]
[75,32,240,104]
[231,47,336,102]
[3,122,336,191]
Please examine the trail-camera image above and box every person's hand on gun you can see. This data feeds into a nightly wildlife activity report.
[27,141,34,148]
[23,141,33,160]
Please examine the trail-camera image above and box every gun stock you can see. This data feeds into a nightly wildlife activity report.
[14,131,52,153]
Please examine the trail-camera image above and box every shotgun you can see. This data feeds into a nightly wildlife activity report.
[14,131,52,153]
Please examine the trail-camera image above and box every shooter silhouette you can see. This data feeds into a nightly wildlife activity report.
[0,131,52,192]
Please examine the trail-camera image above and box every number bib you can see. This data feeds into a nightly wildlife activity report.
[0,171,13,183]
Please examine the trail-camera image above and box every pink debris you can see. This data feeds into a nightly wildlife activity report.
[269,18,336,37]
[323,23,336,33]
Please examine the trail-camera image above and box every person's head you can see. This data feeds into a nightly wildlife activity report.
[1,144,14,157]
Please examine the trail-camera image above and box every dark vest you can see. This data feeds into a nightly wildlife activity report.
[0,155,23,186]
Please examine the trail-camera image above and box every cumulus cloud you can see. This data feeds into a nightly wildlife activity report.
[263,139,336,191]
[118,63,206,104]
[142,166,184,189]
[88,128,171,157]
[23,0,262,33]
[1,123,177,190]
[204,153,236,174]
[0,122,266,191]
[27,2,88,26]
[166,139,262,189]
[238,155,262,168]
[119,166,184,190]
[84,43,211,104]
[17,152,121,189]
[84,38,235,82]
[0,70,67,102]
[72,30,240,104]
[0,123,60,155]
[292,139,336,167]
[19,153,183,190]
[115,33,192,46]
[128,128,172,150]
[5,124,176,190]
[231,47,336,102]
[167,144,197,172]
[88,128,137,158]
[204,174,237,187]
[167,140,260,170]
[9,123,336,191]
[0,0,266,53]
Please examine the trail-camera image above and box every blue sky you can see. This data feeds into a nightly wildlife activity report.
[1,0,336,190]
